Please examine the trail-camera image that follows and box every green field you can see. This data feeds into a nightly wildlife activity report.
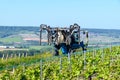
[0,46,120,79]
[29,45,53,50]
[0,36,23,43]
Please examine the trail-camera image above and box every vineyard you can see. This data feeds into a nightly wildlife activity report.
[0,46,120,80]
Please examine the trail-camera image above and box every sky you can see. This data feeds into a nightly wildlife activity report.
[0,0,120,29]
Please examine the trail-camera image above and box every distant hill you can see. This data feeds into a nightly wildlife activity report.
[0,26,39,38]
[0,26,120,47]
[86,28,120,38]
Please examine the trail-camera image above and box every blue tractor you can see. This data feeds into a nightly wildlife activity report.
[40,23,88,56]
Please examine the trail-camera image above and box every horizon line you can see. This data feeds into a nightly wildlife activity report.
[0,25,120,30]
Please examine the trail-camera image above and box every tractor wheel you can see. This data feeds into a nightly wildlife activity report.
[53,44,60,56]
[54,49,59,56]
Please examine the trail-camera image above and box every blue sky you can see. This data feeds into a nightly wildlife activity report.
[0,0,120,29]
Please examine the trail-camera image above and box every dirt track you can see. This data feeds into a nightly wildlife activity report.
[23,37,47,42]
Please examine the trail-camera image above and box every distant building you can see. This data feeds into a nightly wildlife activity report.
[8,46,15,48]
[0,46,7,48]
[0,46,15,49]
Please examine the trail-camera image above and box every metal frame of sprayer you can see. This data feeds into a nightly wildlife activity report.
[39,23,88,54]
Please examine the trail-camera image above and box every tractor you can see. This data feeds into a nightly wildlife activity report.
[40,23,88,56]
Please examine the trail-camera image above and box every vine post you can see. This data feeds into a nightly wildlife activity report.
[102,48,104,61]
[68,52,71,70]
[12,66,15,74]
[83,51,86,70]
[19,53,21,58]
[6,54,8,60]
[22,53,24,57]
[2,53,4,60]
[40,60,43,80]
[10,54,12,58]
[59,56,62,72]
[23,63,25,73]
[26,52,27,57]
[110,42,112,52]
